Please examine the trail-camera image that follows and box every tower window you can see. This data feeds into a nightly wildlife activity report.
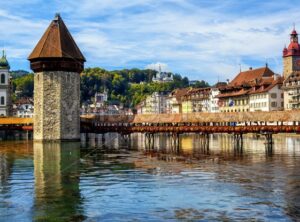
[0,96,5,105]
[0,74,5,84]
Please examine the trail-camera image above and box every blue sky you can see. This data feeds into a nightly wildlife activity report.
[1,0,300,84]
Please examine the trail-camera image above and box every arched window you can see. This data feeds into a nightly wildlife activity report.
[0,96,4,105]
[0,74,5,84]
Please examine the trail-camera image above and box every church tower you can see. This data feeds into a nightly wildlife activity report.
[0,50,11,116]
[28,14,85,141]
[283,28,300,78]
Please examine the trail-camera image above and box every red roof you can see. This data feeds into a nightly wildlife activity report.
[283,29,300,57]
[229,66,274,86]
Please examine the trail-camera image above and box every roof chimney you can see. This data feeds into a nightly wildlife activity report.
[249,67,253,70]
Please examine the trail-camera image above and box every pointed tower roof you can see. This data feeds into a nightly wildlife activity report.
[28,13,85,61]
[28,14,85,73]
[283,27,300,57]
[0,50,10,69]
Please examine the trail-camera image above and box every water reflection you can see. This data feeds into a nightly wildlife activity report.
[0,134,300,221]
[33,142,84,221]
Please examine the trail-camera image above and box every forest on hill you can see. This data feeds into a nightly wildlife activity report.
[11,68,209,107]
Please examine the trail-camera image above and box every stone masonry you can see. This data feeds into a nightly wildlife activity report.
[34,71,80,140]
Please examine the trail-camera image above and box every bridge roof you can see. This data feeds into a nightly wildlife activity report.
[82,110,300,124]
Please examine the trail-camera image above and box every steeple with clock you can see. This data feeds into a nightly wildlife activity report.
[283,27,300,78]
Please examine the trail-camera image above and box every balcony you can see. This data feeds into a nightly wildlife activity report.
[289,99,300,104]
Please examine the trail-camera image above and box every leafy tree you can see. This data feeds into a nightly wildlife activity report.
[11,67,209,108]
[12,73,34,98]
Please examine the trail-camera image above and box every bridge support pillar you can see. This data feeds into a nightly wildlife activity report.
[145,133,155,150]
[198,133,210,151]
[170,133,180,151]
[264,132,273,152]
[233,133,243,150]
[120,133,131,148]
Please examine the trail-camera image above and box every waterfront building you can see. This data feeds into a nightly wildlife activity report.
[282,28,300,110]
[152,65,173,83]
[166,88,189,113]
[13,98,34,118]
[217,66,280,112]
[0,51,11,116]
[181,88,211,113]
[249,76,284,112]
[28,14,85,140]
[209,82,227,113]
[136,92,169,114]
[143,92,169,114]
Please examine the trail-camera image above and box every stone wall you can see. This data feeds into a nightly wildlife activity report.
[34,71,80,140]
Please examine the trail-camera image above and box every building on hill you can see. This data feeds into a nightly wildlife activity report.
[217,65,284,112]
[94,90,108,108]
[282,27,300,110]
[152,65,173,83]
[0,50,12,116]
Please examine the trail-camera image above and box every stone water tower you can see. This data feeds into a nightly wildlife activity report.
[28,14,85,140]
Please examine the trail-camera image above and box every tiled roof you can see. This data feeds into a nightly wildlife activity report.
[229,66,274,86]
[28,14,85,62]
[171,88,190,101]
[218,75,283,98]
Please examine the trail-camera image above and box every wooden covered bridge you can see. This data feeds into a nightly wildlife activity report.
[1,111,300,147]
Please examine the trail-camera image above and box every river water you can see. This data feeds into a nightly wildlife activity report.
[0,133,300,221]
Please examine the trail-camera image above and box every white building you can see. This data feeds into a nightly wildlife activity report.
[249,77,284,112]
[137,92,169,114]
[94,90,108,108]
[0,51,11,116]
[166,88,189,114]
[17,104,34,118]
[152,65,173,83]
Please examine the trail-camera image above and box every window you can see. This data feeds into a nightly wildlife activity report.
[271,93,277,99]
[271,102,277,107]
[0,74,5,84]
[0,96,4,105]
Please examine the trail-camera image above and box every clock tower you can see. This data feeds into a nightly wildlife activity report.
[283,28,300,78]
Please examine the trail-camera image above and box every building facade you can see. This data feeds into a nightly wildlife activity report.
[0,51,11,116]
[137,92,169,114]
[181,88,210,113]
[94,90,108,108]
[282,28,300,110]
[152,65,173,83]
[217,66,282,112]
[166,88,189,113]
[249,78,284,112]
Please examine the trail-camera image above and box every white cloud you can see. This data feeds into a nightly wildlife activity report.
[145,62,170,72]
[1,0,300,83]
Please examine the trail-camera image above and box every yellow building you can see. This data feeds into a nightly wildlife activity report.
[181,88,211,113]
